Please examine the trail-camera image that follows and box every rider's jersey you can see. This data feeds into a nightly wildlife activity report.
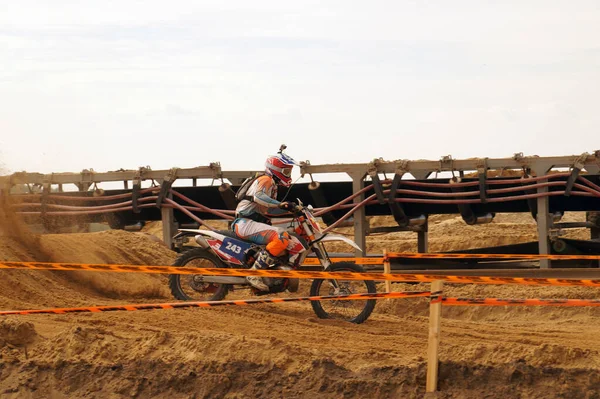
[235,175,282,222]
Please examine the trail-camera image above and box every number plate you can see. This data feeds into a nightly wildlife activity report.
[220,237,252,260]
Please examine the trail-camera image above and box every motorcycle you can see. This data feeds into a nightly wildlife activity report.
[168,200,377,324]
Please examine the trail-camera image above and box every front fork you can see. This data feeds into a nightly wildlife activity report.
[313,242,340,291]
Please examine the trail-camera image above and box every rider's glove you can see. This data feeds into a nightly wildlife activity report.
[278,201,297,212]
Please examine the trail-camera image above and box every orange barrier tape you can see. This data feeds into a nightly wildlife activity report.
[0,291,431,316]
[303,257,383,265]
[386,252,600,261]
[2,261,600,287]
[442,297,600,307]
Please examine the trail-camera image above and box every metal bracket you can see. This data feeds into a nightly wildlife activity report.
[367,158,383,178]
[395,160,410,176]
[367,158,387,204]
[80,168,94,191]
[574,152,590,170]
[299,160,311,178]
[209,162,222,180]
[513,152,532,171]
[513,152,525,162]
[439,155,453,172]
[565,152,589,196]
[156,168,179,208]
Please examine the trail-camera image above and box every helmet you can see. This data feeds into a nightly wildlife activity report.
[265,152,296,187]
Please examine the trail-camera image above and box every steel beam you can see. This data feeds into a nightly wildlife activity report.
[0,167,262,192]
[1,165,220,186]
[300,153,600,177]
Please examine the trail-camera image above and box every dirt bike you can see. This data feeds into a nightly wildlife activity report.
[168,200,377,324]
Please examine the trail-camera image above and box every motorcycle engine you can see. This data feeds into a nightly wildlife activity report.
[263,265,299,293]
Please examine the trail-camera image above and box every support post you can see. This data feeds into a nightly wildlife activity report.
[383,249,391,293]
[536,200,551,269]
[426,280,444,393]
[161,192,177,250]
[589,212,600,240]
[418,220,429,253]
[534,164,552,268]
[349,172,367,257]
[418,231,428,253]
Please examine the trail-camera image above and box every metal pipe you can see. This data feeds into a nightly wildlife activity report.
[308,181,338,226]
[314,183,376,217]
[13,188,159,202]
[170,190,235,220]
[11,196,158,211]
[17,203,156,216]
[487,181,566,195]
[321,193,378,233]
[163,198,216,231]
[578,176,600,193]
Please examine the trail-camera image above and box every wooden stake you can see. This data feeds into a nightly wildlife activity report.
[426,280,443,393]
[383,249,391,293]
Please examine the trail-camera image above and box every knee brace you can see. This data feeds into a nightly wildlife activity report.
[266,232,290,256]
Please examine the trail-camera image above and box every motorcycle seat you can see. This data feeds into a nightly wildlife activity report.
[217,230,254,244]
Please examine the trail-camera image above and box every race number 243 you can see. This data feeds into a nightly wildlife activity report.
[225,241,242,254]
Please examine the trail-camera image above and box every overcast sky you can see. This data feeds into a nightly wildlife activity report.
[1,1,599,178]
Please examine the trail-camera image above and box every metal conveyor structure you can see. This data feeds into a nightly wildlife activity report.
[2,151,599,269]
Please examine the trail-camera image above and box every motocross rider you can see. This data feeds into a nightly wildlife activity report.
[231,148,300,291]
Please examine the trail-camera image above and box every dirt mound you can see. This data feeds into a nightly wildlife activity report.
[0,319,37,347]
[0,195,51,262]
[0,227,176,309]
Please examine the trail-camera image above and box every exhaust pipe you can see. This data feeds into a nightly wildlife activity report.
[195,235,210,249]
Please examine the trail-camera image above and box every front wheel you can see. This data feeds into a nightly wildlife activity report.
[310,262,377,324]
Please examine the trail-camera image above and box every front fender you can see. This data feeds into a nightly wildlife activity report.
[318,234,362,252]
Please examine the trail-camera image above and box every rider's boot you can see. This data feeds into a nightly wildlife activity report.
[247,250,276,291]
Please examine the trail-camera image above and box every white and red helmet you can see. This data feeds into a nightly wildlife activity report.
[265,152,297,187]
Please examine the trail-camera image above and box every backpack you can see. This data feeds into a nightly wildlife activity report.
[235,172,265,202]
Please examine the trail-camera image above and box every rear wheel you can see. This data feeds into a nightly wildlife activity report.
[310,262,377,324]
[169,248,229,301]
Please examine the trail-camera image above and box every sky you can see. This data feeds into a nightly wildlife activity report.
[1,1,599,181]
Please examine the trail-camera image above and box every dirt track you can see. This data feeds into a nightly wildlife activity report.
[1,207,600,398]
